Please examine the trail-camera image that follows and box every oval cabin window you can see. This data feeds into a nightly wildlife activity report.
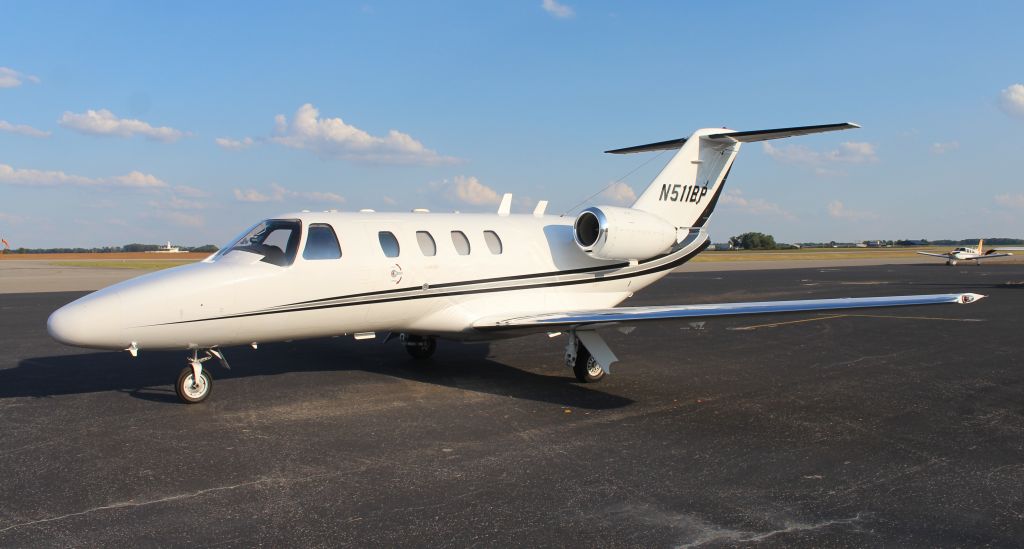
[416,231,437,256]
[450,231,471,255]
[378,231,400,258]
[483,230,502,255]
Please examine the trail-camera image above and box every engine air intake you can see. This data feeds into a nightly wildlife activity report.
[572,206,678,261]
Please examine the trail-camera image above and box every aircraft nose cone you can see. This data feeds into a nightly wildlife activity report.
[47,291,127,349]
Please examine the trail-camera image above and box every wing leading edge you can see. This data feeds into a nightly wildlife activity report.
[474,293,985,331]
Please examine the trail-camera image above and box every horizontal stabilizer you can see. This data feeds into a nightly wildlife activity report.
[475,293,984,331]
[605,122,859,154]
[605,137,688,155]
[707,122,860,143]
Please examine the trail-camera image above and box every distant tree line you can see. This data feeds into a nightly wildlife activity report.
[929,238,1024,245]
[1,243,219,254]
[724,234,1024,250]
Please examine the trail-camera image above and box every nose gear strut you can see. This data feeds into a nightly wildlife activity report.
[175,348,227,404]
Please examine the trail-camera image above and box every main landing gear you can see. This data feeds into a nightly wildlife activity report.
[565,334,605,383]
[175,348,228,404]
[401,334,437,359]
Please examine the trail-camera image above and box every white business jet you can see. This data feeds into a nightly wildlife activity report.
[916,239,1018,266]
[48,123,986,403]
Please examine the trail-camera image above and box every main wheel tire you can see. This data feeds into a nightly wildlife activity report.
[405,336,437,360]
[572,345,605,383]
[176,366,212,404]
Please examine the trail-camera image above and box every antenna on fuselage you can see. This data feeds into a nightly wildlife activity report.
[497,193,512,216]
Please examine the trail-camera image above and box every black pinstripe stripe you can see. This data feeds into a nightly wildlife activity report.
[149,241,708,327]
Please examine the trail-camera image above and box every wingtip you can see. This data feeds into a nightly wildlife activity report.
[847,122,861,128]
[959,293,986,304]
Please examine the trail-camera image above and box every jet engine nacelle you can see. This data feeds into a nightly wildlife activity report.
[573,206,678,261]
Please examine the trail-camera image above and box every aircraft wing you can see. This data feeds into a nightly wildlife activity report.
[474,293,984,332]
[978,253,1013,259]
[916,251,953,258]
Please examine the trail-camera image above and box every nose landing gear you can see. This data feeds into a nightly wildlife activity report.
[401,334,437,359]
[175,348,228,404]
[176,365,211,404]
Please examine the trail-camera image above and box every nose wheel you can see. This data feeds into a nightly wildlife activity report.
[174,348,227,403]
[176,366,212,403]
[401,334,437,359]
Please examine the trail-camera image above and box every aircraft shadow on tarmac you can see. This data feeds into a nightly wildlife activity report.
[8,338,634,409]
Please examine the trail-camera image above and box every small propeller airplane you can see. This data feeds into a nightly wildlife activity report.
[916,239,1021,266]
[48,123,986,403]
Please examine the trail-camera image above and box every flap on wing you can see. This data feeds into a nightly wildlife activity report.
[474,293,984,331]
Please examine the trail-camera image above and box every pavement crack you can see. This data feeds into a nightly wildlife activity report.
[736,513,865,542]
[0,475,309,534]
[677,513,866,547]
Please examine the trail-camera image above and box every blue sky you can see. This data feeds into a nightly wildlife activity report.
[2,1,1023,247]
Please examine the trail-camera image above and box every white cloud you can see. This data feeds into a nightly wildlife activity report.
[111,171,167,188]
[0,67,39,88]
[429,175,501,206]
[826,200,877,221]
[215,136,255,150]
[998,84,1024,117]
[931,141,959,155]
[763,141,878,168]
[720,189,794,220]
[59,109,185,142]
[270,103,457,165]
[233,182,345,204]
[542,0,574,18]
[995,193,1024,208]
[150,196,207,210]
[600,181,636,205]
[234,188,276,202]
[173,185,208,197]
[0,120,50,138]
[0,163,167,189]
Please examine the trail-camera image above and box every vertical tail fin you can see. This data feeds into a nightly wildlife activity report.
[606,123,859,229]
[978,239,984,254]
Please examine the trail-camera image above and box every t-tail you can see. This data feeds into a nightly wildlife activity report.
[607,123,860,229]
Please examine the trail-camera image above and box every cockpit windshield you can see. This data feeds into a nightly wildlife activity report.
[213,219,302,266]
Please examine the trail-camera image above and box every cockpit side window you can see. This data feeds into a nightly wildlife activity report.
[303,224,342,260]
[214,219,302,266]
